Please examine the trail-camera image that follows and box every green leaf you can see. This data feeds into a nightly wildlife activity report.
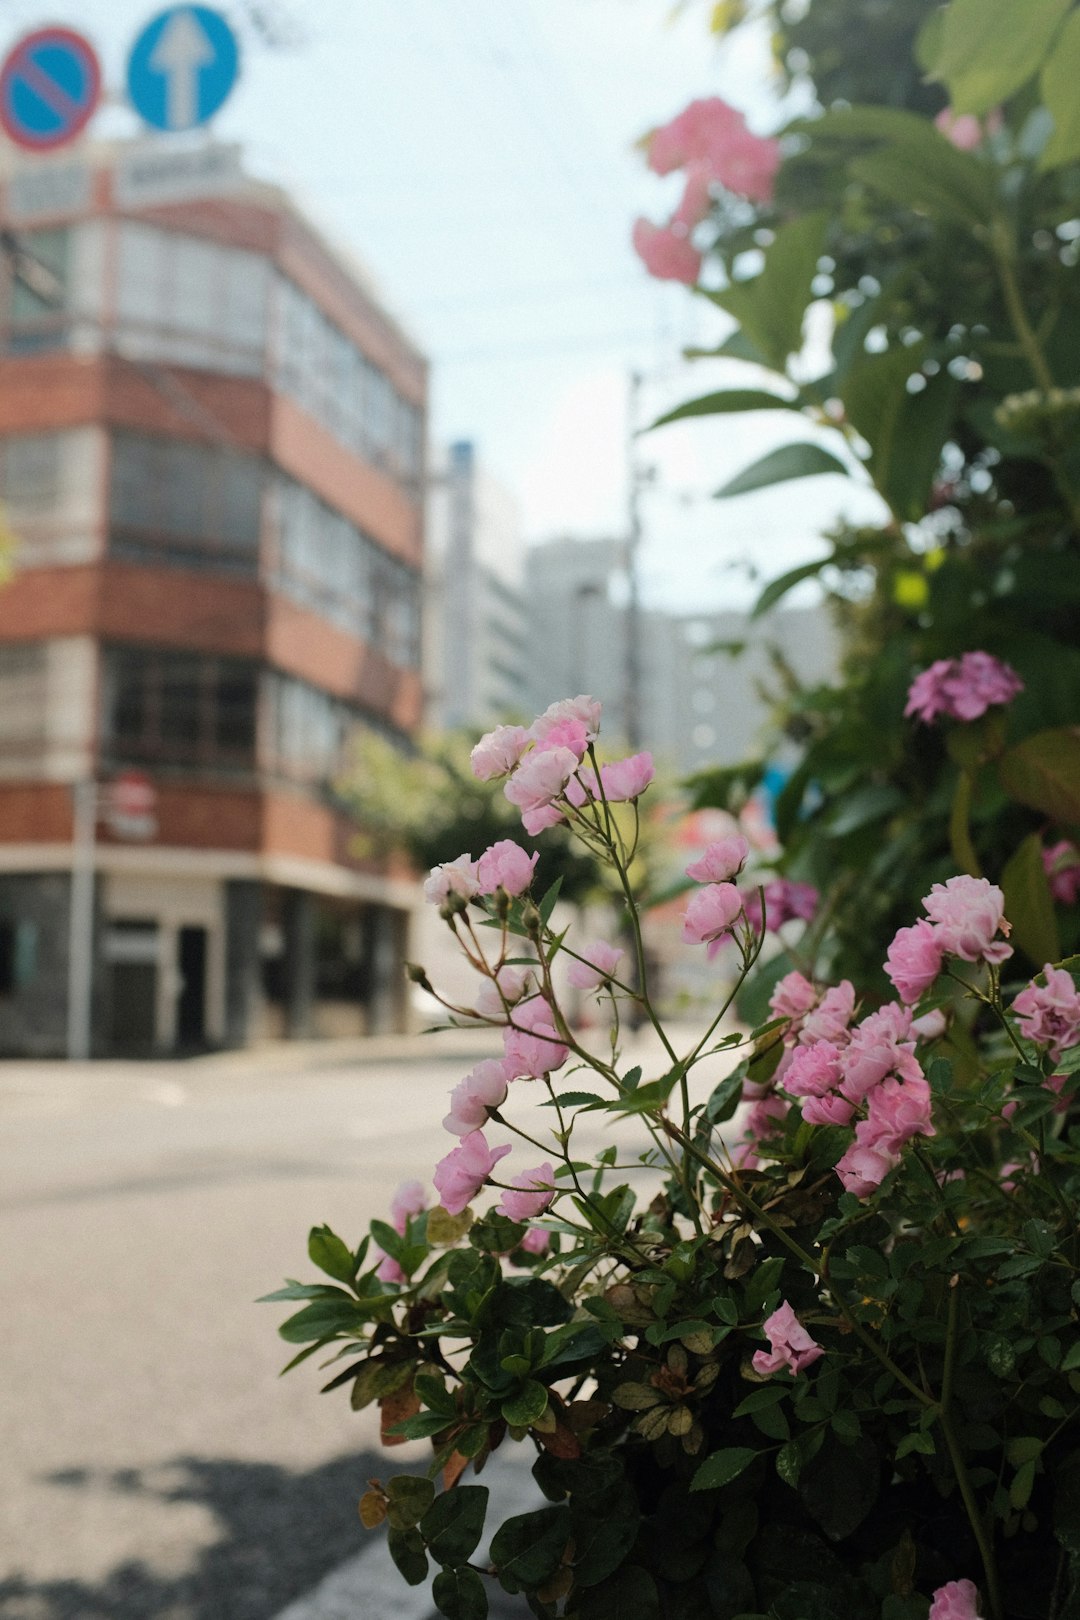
[839,342,958,522]
[258,1281,354,1303]
[500,1379,549,1427]
[743,1255,785,1315]
[387,1474,436,1531]
[580,1566,660,1619]
[928,0,1072,114]
[708,211,828,370]
[652,388,800,429]
[370,1219,405,1263]
[537,877,563,926]
[387,1525,429,1586]
[1041,10,1080,168]
[715,442,850,500]
[277,1299,362,1344]
[691,1447,759,1491]
[308,1224,358,1283]
[1001,833,1061,968]
[489,1505,571,1589]
[998,727,1080,825]
[792,104,996,220]
[432,1566,488,1620]
[421,1485,489,1565]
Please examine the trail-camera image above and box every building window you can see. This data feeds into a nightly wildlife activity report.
[114,221,270,377]
[271,273,424,488]
[0,434,62,514]
[103,646,257,768]
[109,432,263,574]
[0,644,47,759]
[266,476,421,667]
[1,226,70,353]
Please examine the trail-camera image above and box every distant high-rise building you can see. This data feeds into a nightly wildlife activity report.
[524,536,838,772]
[0,141,426,1054]
[424,440,527,730]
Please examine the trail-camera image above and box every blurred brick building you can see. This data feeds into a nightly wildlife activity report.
[0,142,426,1054]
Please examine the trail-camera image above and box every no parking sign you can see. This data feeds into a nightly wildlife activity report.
[0,27,102,152]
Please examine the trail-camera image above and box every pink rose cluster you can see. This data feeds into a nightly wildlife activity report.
[470,697,654,837]
[1011,965,1080,1064]
[751,1300,824,1378]
[904,650,1023,725]
[782,996,936,1198]
[741,878,818,935]
[885,875,1013,1004]
[423,841,537,913]
[681,835,752,959]
[632,97,781,285]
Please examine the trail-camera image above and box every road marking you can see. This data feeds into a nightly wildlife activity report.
[269,1454,540,1620]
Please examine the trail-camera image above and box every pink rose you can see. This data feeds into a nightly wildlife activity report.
[865,1074,935,1152]
[471,725,530,781]
[598,752,655,802]
[530,696,602,746]
[934,108,984,150]
[799,981,856,1046]
[376,1179,428,1283]
[929,1579,985,1620]
[886,918,944,1004]
[682,882,744,958]
[631,218,702,284]
[646,97,781,202]
[912,1007,948,1041]
[742,879,818,933]
[503,996,569,1078]
[1044,839,1080,906]
[504,747,579,819]
[433,1130,512,1216]
[838,1007,921,1105]
[835,1126,900,1198]
[522,803,566,835]
[751,1300,824,1377]
[520,1225,551,1255]
[423,854,479,908]
[1012,965,1080,1062]
[801,1092,855,1127]
[567,939,624,990]
[686,834,750,884]
[474,964,533,1019]
[442,1057,512,1136]
[769,969,818,1023]
[476,839,538,897]
[498,1160,556,1221]
[784,1040,844,1099]
[923,875,1012,965]
[532,715,589,759]
[672,160,713,228]
[904,651,1023,725]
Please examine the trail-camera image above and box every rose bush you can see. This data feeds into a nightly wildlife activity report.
[268,694,1080,1620]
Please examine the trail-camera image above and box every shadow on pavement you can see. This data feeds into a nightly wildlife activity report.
[0,1451,385,1620]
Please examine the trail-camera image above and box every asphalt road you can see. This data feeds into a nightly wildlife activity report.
[0,1024,713,1620]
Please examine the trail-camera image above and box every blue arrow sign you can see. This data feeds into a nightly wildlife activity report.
[0,27,102,151]
[127,5,239,133]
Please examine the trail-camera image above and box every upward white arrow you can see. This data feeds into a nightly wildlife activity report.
[148,8,216,131]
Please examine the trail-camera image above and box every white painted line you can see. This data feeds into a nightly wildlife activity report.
[269,1454,542,1620]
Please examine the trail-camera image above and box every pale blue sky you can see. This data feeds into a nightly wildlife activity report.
[0,0,884,606]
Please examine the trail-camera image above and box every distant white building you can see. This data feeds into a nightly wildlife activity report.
[524,536,838,773]
[425,441,528,731]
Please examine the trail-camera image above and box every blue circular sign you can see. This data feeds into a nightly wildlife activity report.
[0,27,102,151]
[127,5,239,133]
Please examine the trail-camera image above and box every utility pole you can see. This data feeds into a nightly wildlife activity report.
[624,371,648,751]
[67,779,97,1061]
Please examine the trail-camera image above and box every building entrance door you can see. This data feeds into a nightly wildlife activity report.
[105,920,159,1052]
[176,926,207,1048]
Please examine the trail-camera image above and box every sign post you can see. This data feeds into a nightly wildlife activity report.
[127,6,240,133]
[0,27,102,152]
[66,780,97,1063]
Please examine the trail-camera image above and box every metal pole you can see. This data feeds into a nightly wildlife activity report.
[625,370,643,751]
[67,779,97,1062]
